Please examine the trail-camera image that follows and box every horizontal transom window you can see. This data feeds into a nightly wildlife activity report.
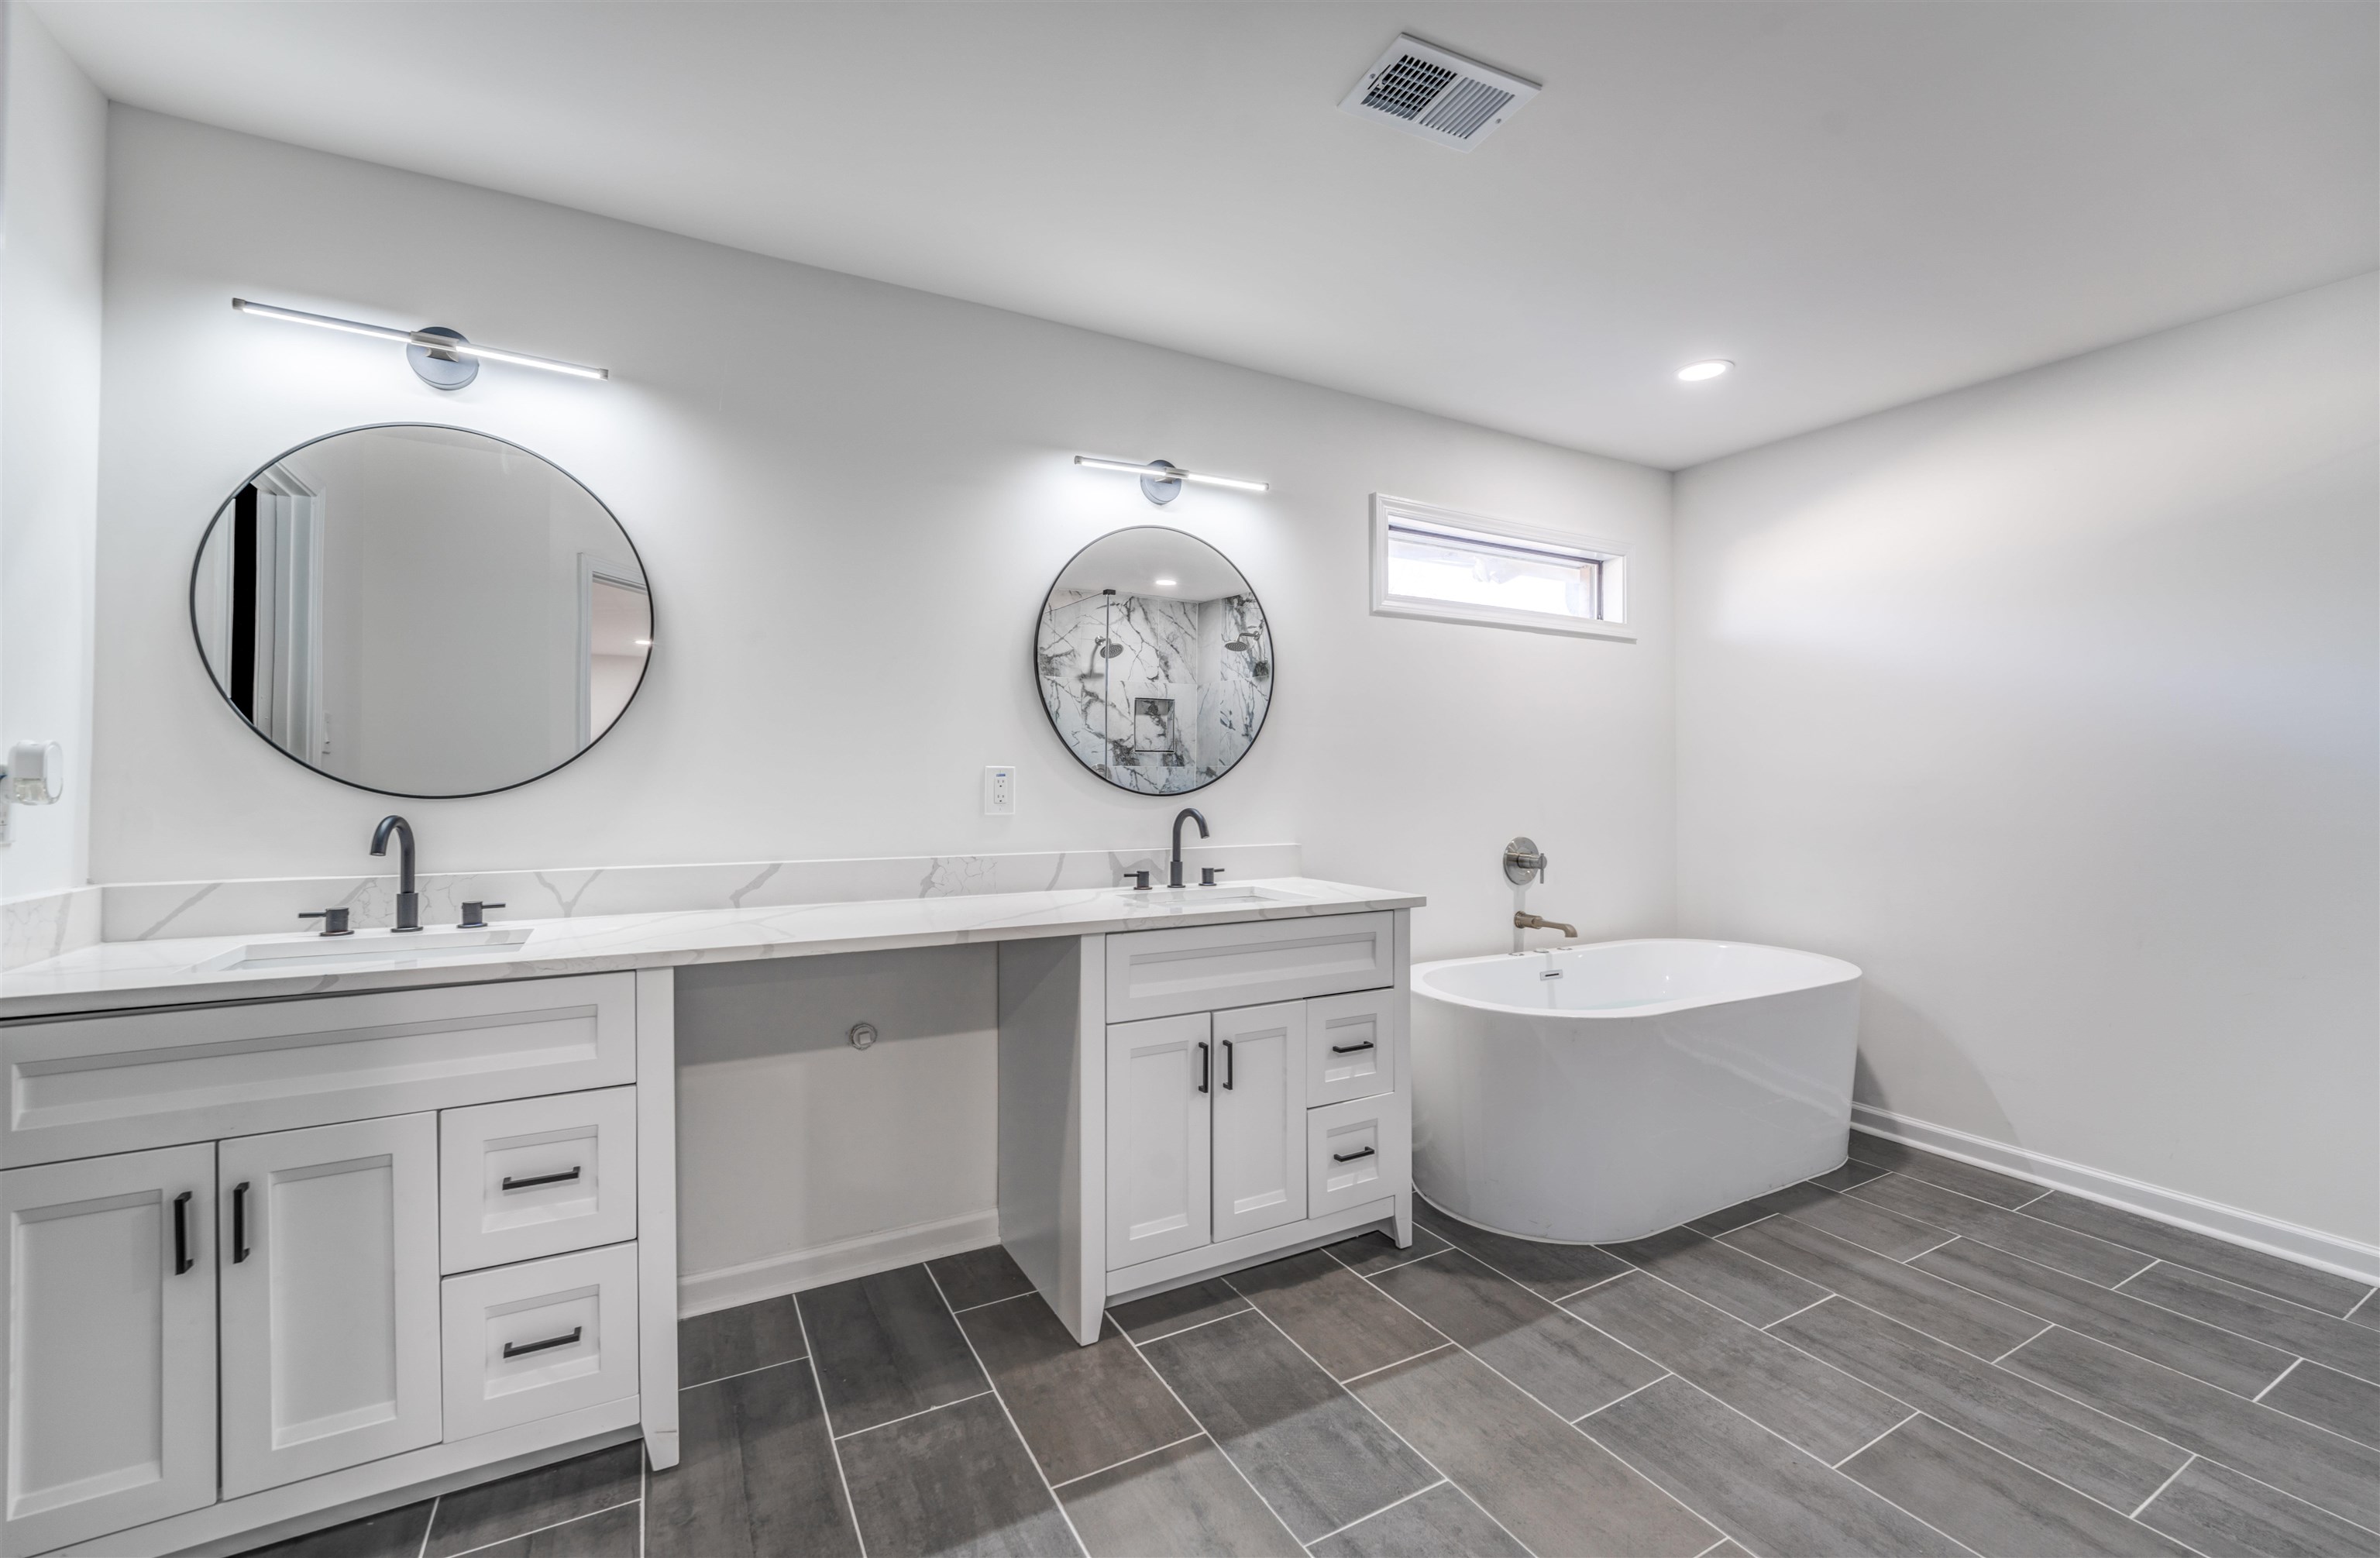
[1369,495,1632,639]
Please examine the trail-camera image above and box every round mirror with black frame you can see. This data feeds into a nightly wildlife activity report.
[1034,526,1273,796]
[190,424,652,799]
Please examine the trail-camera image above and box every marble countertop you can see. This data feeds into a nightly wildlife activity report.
[0,878,1422,1019]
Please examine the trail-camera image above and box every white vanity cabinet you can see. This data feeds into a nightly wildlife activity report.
[0,970,679,1558]
[1003,906,1414,1346]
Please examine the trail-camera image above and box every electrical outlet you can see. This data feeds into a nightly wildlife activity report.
[983,765,1016,816]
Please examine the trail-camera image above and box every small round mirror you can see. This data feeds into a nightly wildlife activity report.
[1034,527,1272,795]
[191,425,652,797]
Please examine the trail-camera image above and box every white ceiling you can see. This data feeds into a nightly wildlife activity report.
[37,1,2378,469]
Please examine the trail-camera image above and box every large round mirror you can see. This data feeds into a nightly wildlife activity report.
[191,425,652,797]
[1035,527,1272,795]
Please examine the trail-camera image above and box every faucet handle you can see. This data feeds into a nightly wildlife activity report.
[1121,870,1151,891]
[299,908,353,937]
[459,901,506,929]
[1200,867,1225,886]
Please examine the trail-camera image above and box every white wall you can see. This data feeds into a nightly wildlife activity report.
[92,109,1674,1298]
[0,4,105,906]
[94,109,1673,965]
[1675,276,2379,1246]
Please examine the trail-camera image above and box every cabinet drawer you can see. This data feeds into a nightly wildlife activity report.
[2,974,638,1167]
[441,1087,636,1274]
[1308,1095,1409,1222]
[1106,913,1395,1023]
[442,1242,638,1441]
[1306,989,1398,1108]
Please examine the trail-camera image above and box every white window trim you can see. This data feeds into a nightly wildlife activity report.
[1368,494,1636,641]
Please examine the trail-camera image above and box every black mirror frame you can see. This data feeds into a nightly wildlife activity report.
[1030,524,1274,799]
[187,422,655,800]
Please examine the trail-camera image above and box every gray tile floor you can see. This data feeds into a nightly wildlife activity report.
[249,1137,2380,1557]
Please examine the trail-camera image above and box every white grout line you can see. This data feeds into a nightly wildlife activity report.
[792,1298,869,1558]
[2010,1187,2055,1210]
[637,1435,648,1558]
[1551,1267,1634,1304]
[2251,1356,2304,1404]
[1336,1341,1457,1387]
[831,1388,997,1442]
[2128,1454,2196,1519]
[1297,1477,1450,1549]
[1107,1302,1252,1346]
[1904,1232,1964,1262]
[1321,1234,1454,1280]
[681,1353,807,1391]
[1110,1319,1305,1548]
[1831,1410,1917,1468]
[1223,1284,1546,1558]
[2344,1286,2376,1322]
[442,1498,641,1558]
[1992,1322,2055,1364]
[413,1494,439,1558]
[948,1288,1038,1316]
[1759,1295,1832,1333]
[1570,1370,1674,1424]
[1045,1430,1206,1491]
[923,1263,1092,1558]
[2114,1257,2161,1288]
[1690,1539,1734,1558]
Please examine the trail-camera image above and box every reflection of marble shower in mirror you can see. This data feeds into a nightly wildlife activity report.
[1034,528,1272,796]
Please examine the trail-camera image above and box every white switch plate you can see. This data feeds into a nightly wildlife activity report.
[983,765,1016,816]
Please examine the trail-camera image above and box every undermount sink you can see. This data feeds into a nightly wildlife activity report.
[1111,884,1314,908]
[196,925,534,973]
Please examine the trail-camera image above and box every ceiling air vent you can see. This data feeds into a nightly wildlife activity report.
[1339,34,1540,151]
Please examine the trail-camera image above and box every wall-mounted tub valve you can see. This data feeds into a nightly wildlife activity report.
[1502,837,1546,884]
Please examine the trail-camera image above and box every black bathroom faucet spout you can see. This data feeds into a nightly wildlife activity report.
[371,815,421,932]
[1169,808,1209,889]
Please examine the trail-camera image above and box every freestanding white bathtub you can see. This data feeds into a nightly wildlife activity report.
[1412,939,1862,1243]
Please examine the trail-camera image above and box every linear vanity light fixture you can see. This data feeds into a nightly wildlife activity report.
[232,298,610,388]
[1074,454,1267,505]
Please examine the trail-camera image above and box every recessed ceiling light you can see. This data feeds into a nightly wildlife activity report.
[1154,578,1178,588]
[1677,359,1733,383]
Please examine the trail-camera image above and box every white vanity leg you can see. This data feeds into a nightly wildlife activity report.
[1393,909,1415,1249]
[998,936,1107,1345]
[635,968,681,1470]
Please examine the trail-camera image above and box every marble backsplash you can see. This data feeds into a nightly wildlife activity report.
[2,886,105,972]
[89,841,1304,944]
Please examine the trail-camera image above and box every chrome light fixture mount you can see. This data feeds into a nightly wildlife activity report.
[1072,454,1267,505]
[408,325,478,390]
[232,298,610,389]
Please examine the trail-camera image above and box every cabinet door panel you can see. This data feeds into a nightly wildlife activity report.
[1211,1003,1308,1243]
[221,1113,442,1498]
[1106,1013,1211,1270]
[1,1144,217,1556]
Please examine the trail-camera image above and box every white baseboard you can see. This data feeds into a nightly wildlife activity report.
[1851,1104,2380,1287]
[677,1209,1001,1317]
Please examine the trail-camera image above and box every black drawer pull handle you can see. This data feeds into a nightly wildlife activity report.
[1333,1147,1377,1163]
[232,1181,251,1264]
[1221,1039,1235,1090]
[503,1326,583,1358]
[1329,1041,1376,1054]
[1195,1040,1210,1095]
[501,1167,583,1192]
[173,1192,194,1275]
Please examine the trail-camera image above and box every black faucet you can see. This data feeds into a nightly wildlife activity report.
[1169,807,1209,889]
[371,815,421,932]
